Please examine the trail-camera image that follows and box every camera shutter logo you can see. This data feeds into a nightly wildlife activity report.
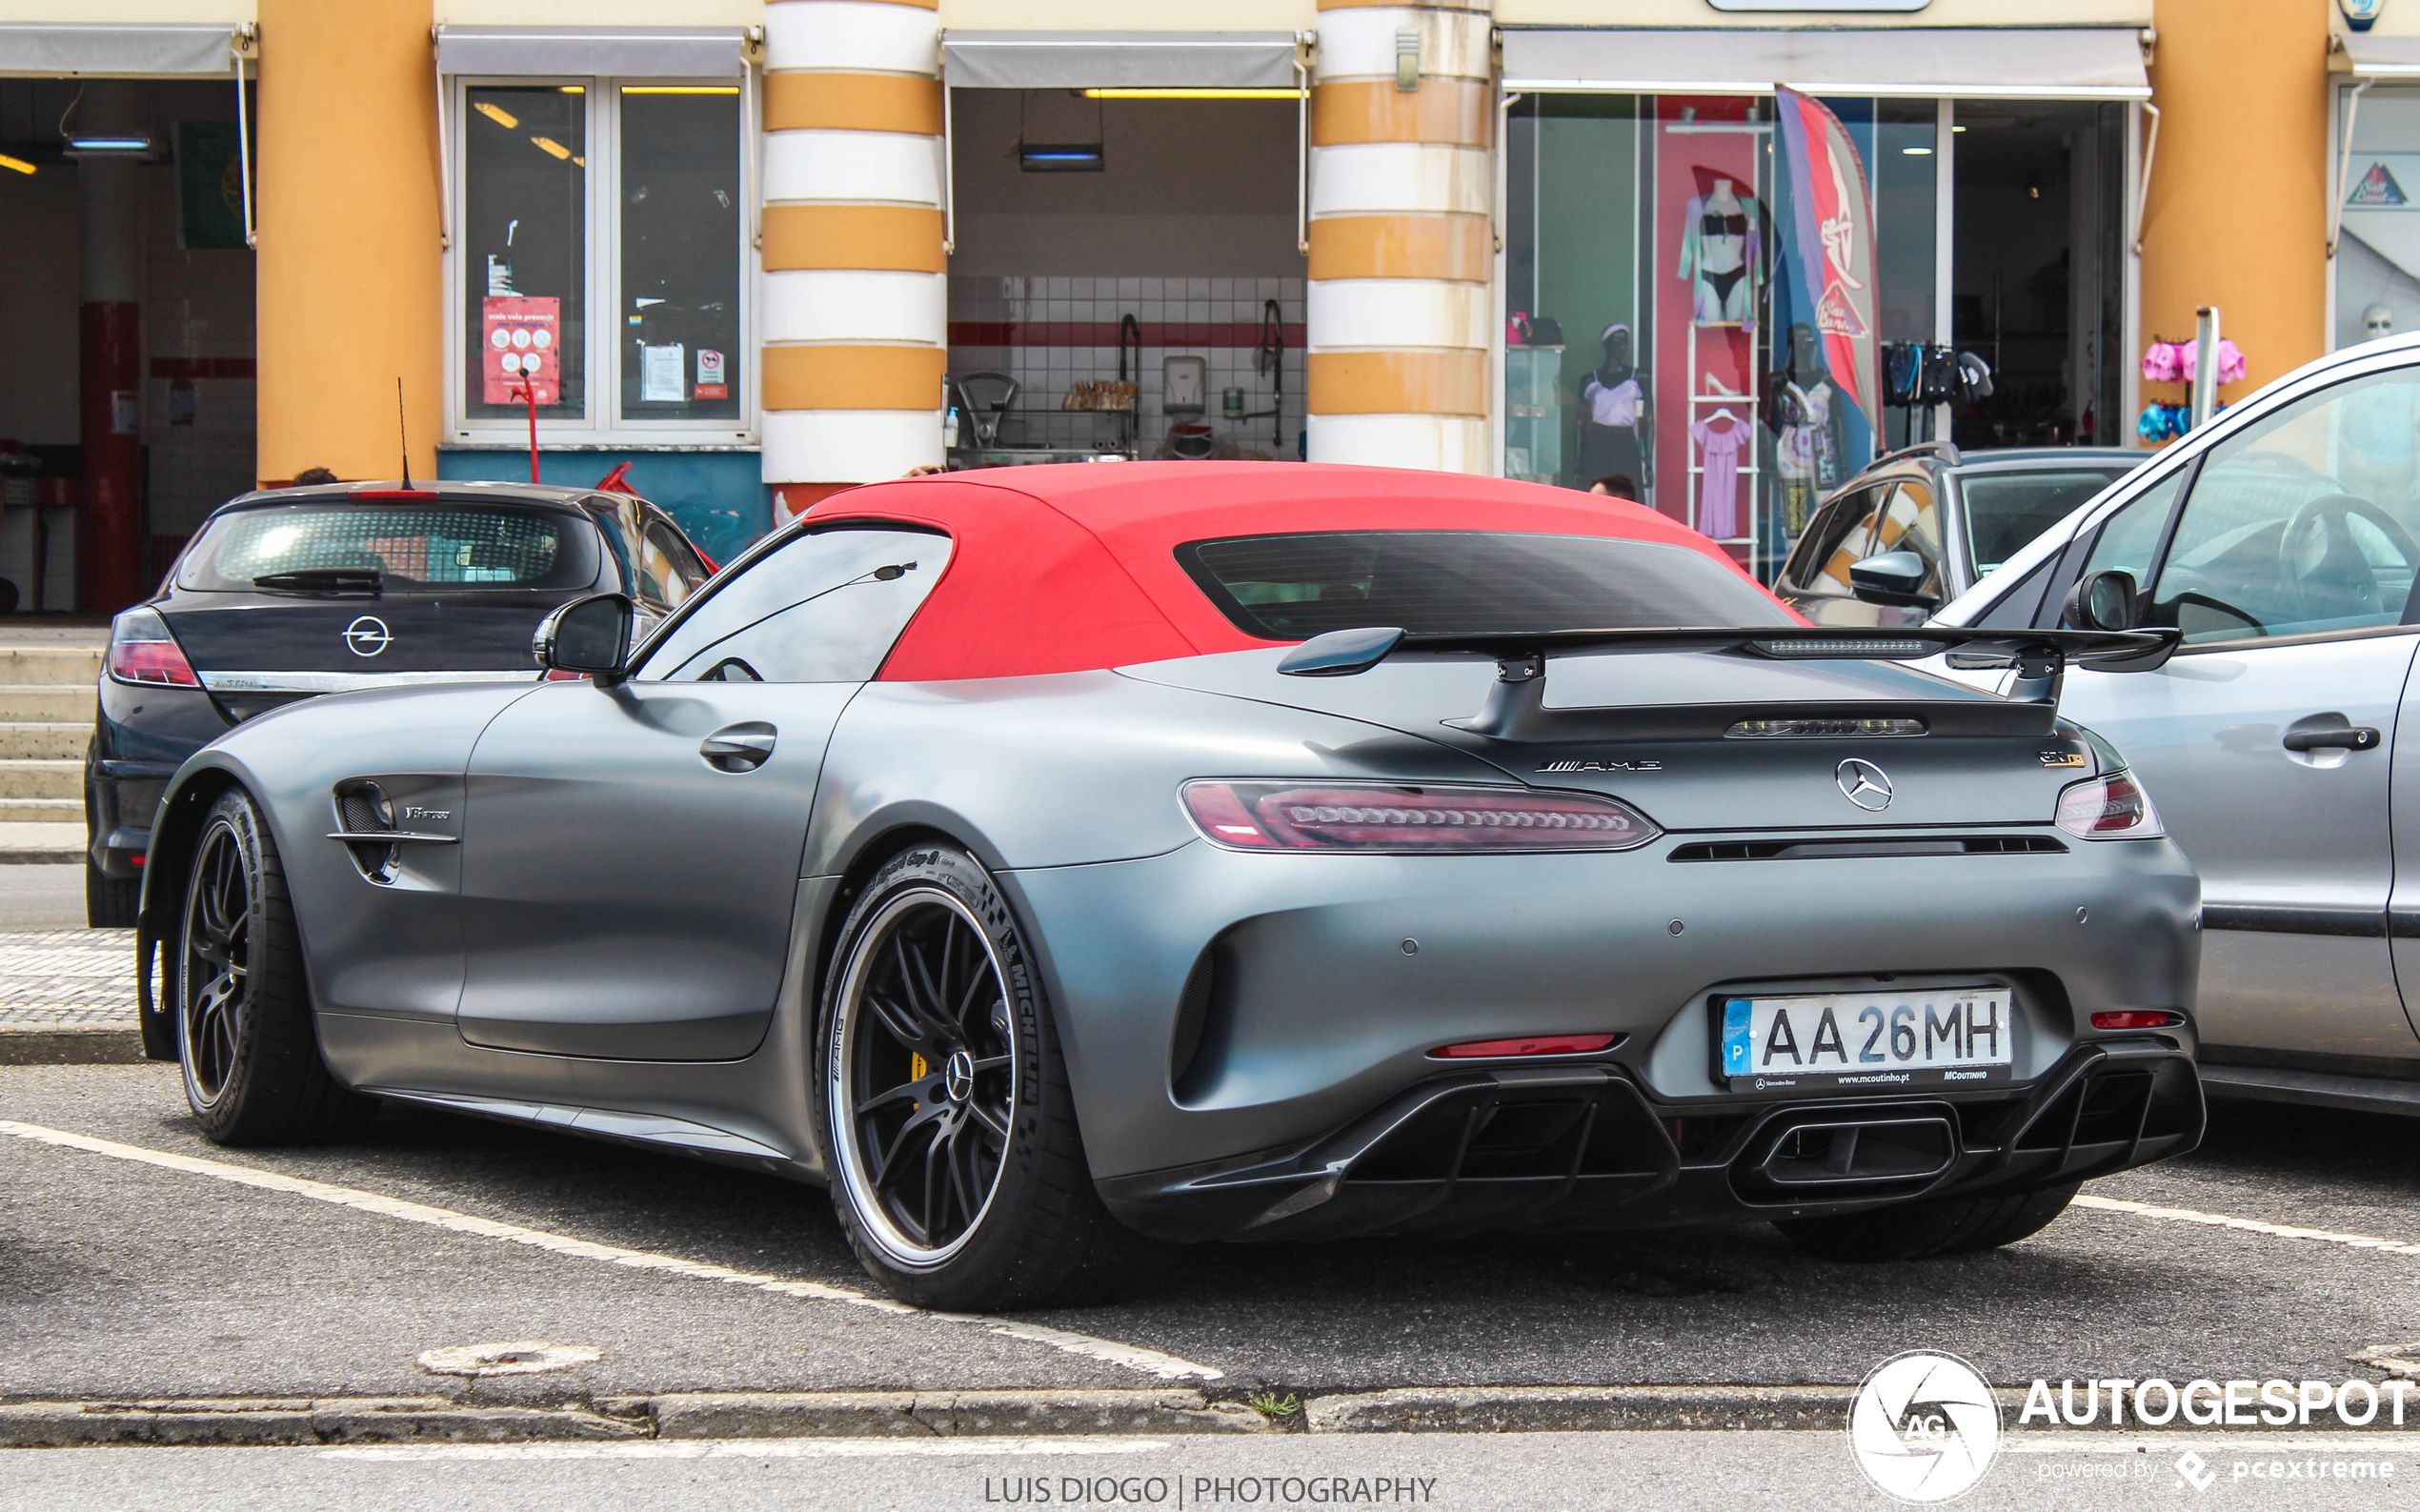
[343,616,393,657]
[1847,1350,2001,1502]
[1837,757,1894,811]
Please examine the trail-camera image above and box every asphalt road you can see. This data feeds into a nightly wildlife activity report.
[6,1430,2420,1512]
[5,1063,2420,1404]
[0,865,85,933]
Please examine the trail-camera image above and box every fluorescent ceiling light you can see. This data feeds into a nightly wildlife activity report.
[474,102,520,129]
[0,153,33,175]
[1902,146,1933,155]
[530,136,572,160]
[1079,88,1301,99]
[65,136,153,156]
[558,86,585,93]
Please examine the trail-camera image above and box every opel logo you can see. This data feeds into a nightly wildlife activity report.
[343,615,393,657]
[1837,757,1894,811]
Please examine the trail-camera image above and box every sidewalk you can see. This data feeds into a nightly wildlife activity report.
[0,929,141,1063]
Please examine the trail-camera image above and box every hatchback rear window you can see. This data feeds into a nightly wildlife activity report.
[1960,469,2134,575]
[1178,530,1791,638]
[179,502,597,591]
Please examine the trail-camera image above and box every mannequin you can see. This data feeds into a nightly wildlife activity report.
[1768,323,1846,537]
[1578,323,1651,494]
[1681,177,1761,328]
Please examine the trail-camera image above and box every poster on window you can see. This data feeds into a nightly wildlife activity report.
[481,296,559,406]
[695,349,728,401]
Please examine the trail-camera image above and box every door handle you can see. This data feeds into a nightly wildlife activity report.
[2282,726,2381,753]
[700,722,776,773]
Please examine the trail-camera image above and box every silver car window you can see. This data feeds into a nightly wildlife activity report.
[2147,369,2420,644]
[634,525,951,683]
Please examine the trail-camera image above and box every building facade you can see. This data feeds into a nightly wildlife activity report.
[0,0,2363,606]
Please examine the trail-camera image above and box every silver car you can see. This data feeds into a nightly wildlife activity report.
[132,464,2203,1309]
[1933,333,2420,1115]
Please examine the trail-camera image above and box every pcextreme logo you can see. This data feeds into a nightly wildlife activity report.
[1848,1350,2003,1502]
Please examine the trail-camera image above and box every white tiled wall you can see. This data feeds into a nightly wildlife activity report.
[949,275,1307,460]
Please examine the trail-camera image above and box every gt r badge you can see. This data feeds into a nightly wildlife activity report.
[343,616,393,657]
[1537,758,1664,773]
[2038,751,2087,768]
[1836,757,1894,811]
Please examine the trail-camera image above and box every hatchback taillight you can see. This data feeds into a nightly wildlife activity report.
[106,608,199,688]
[2054,770,2162,838]
[1181,780,1661,854]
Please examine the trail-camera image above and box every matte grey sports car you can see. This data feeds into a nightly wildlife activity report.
[134,463,2204,1309]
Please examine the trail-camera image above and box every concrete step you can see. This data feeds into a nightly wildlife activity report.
[0,685,97,721]
[0,724,89,760]
[0,760,83,800]
[0,649,104,687]
[0,797,82,822]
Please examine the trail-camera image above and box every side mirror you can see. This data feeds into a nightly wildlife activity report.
[533,593,634,684]
[2063,568,2143,632]
[1848,550,1939,609]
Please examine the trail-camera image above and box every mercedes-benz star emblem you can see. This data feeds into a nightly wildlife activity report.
[942,1048,977,1103]
[1837,757,1894,811]
[343,615,393,657]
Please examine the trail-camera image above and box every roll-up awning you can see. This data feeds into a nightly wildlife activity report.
[0,23,237,77]
[434,24,748,78]
[940,32,1301,90]
[1500,27,2151,100]
[2335,33,2420,79]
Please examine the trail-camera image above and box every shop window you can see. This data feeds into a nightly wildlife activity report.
[2334,85,2420,351]
[453,77,749,442]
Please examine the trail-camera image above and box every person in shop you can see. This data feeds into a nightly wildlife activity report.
[1577,324,1651,496]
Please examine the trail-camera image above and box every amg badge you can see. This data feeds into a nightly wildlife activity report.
[1537,758,1664,773]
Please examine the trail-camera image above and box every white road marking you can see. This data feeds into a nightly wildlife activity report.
[2073,1193,2420,1257]
[0,1119,1220,1382]
[323,1438,1170,1462]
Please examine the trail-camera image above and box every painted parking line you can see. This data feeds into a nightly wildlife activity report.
[0,1119,1220,1382]
[2073,1193,2420,1258]
[325,1438,1170,1462]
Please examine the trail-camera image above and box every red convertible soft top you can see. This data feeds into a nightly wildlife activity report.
[801,462,1786,682]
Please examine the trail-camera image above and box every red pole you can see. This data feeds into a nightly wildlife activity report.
[514,381,539,483]
[78,301,143,612]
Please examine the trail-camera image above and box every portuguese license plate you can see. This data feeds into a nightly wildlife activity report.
[1718,987,2013,1092]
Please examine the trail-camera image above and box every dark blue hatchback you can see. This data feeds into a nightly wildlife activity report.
[85,480,716,924]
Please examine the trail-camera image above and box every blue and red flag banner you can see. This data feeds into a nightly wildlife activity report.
[1774,87,1882,432]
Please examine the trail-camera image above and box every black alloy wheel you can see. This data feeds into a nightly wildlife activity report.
[817,844,1162,1309]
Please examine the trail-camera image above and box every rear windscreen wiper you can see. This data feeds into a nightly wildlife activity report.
[252,568,382,594]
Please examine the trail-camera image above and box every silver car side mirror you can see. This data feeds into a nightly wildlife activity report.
[2063,568,2143,632]
[534,593,635,685]
[1847,550,1938,609]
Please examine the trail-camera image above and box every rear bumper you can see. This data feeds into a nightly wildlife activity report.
[1098,1036,2202,1241]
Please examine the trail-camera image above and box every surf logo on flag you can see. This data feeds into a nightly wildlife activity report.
[1776,87,1882,430]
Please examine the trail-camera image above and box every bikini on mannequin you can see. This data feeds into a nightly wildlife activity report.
[1680,177,1760,328]
[1579,323,1652,493]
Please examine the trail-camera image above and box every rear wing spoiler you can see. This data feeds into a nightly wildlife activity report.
[1275,624,2182,742]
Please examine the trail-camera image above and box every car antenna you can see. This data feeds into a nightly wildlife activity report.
[396,377,413,490]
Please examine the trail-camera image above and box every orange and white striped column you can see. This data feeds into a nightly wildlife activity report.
[1305,0,1495,473]
[760,0,947,516]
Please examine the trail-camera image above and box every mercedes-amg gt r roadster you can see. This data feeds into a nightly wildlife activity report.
[131,463,2204,1309]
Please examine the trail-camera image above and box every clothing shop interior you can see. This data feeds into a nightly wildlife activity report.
[1504,92,2126,581]
[2335,84,2420,353]
[943,88,1307,467]
[0,74,256,612]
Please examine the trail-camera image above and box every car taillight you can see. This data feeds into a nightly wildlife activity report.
[2090,1011,2182,1030]
[2055,770,2162,838]
[1430,1033,1621,1059]
[106,608,199,688]
[1181,780,1660,854]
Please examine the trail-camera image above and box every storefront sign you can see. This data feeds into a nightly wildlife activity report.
[1775,88,1881,431]
[481,296,559,406]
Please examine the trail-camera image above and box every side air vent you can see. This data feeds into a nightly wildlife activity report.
[1669,836,2067,862]
[333,780,400,883]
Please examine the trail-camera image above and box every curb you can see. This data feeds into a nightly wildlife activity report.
[9,1384,2413,1447]
[0,1029,144,1066]
[0,1390,1268,1448]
